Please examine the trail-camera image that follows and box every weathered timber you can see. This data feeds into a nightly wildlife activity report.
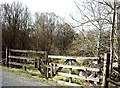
[51,63,100,72]
[8,56,34,60]
[6,48,103,86]
[102,53,110,88]
[44,51,48,79]
[102,53,107,86]
[6,47,9,67]
[8,62,34,67]
[9,62,26,66]
[95,57,101,85]
[9,49,45,54]
[23,59,27,71]
[72,59,81,66]
[105,53,110,88]
[57,72,99,82]
[50,63,53,77]
[34,58,37,68]
[48,55,99,60]
[55,59,69,73]
[53,63,57,75]
[69,60,72,83]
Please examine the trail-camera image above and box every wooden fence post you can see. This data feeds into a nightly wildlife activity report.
[37,59,40,69]
[34,58,37,68]
[9,49,12,68]
[23,59,27,71]
[6,47,9,67]
[102,53,110,88]
[54,63,57,75]
[69,60,72,83]
[45,51,48,79]
[97,56,101,85]
[50,63,53,77]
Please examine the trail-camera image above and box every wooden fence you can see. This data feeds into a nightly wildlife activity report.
[5,48,49,78]
[48,55,101,86]
[5,48,118,87]
[102,53,120,88]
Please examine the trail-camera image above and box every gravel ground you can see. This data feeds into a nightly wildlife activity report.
[0,69,55,87]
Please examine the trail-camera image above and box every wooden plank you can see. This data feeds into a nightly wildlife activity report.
[102,53,110,87]
[51,63,100,72]
[44,51,48,79]
[8,62,34,67]
[86,67,100,72]
[28,64,35,67]
[50,63,53,77]
[102,53,107,86]
[6,47,9,67]
[9,49,45,54]
[48,55,99,60]
[57,72,99,82]
[53,63,57,75]
[69,60,72,83]
[23,59,27,71]
[8,56,34,60]
[58,72,86,80]
[9,62,25,66]
[86,77,99,82]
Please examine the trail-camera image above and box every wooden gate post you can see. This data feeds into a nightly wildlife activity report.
[50,63,53,77]
[96,56,101,85]
[54,63,57,75]
[69,60,72,83]
[45,51,48,79]
[37,59,40,69]
[98,56,101,84]
[34,58,37,68]
[6,47,9,67]
[102,53,110,88]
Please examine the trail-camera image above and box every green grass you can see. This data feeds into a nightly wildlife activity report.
[54,75,91,86]
[0,65,91,86]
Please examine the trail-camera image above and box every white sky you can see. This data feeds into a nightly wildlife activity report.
[0,0,114,21]
[0,0,82,22]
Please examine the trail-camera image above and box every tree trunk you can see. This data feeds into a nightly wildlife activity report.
[117,7,120,72]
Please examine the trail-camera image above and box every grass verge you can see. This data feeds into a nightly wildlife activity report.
[0,65,63,86]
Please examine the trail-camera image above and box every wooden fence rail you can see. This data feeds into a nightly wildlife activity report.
[9,49,45,54]
[6,48,48,78]
[5,48,113,86]
[48,55,101,85]
[48,55,99,60]
[51,63,100,72]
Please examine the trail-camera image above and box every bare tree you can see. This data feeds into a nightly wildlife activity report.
[99,0,120,78]
[70,0,112,56]
[55,22,75,54]
[117,4,120,72]
[1,1,31,50]
[71,0,120,77]
[32,12,58,53]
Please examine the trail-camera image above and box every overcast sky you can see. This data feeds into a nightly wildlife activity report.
[0,0,83,22]
[0,0,114,22]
